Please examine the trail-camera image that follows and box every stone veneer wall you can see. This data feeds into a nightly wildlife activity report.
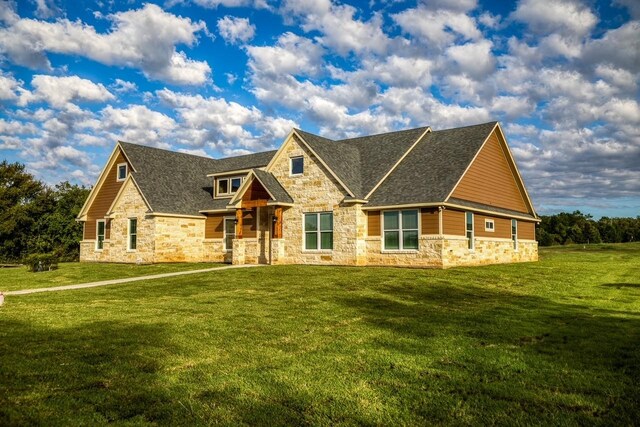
[441,238,537,268]
[154,216,205,262]
[80,179,154,263]
[267,135,366,266]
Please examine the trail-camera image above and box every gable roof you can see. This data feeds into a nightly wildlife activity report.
[118,142,275,215]
[295,126,430,199]
[252,168,294,204]
[365,121,499,207]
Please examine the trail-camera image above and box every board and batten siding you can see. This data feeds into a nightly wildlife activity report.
[443,209,466,235]
[205,213,226,239]
[451,130,529,214]
[518,221,536,240]
[84,150,129,240]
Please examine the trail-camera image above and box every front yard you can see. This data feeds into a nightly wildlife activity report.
[1,244,639,425]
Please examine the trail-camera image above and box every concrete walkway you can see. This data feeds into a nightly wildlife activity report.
[4,264,264,296]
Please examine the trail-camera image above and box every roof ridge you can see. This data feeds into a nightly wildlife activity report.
[430,121,497,133]
[118,140,277,162]
[337,126,430,144]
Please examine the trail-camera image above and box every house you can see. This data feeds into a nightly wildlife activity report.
[77,121,539,268]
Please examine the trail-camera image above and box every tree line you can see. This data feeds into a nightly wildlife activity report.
[0,161,90,263]
[536,211,640,246]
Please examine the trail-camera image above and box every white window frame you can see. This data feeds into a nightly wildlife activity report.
[303,212,333,251]
[223,216,235,251]
[127,218,137,251]
[512,219,518,251]
[95,219,105,251]
[116,163,128,182]
[215,176,244,198]
[466,212,474,251]
[382,209,419,251]
[485,219,495,232]
[290,156,304,176]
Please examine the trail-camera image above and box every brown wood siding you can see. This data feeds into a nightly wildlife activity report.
[474,214,511,239]
[242,179,270,202]
[518,221,536,240]
[243,210,257,238]
[84,150,129,240]
[367,211,381,236]
[443,209,465,236]
[451,130,529,214]
[205,213,226,239]
[421,208,439,234]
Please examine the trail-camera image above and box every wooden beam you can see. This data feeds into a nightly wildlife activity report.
[274,207,283,239]
[242,199,269,208]
[235,208,243,239]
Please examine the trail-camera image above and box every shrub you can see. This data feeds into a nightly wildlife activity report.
[24,253,59,272]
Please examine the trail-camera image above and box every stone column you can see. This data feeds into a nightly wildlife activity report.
[232,238,246,265]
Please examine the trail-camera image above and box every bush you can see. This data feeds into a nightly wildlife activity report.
[24,253,59,272]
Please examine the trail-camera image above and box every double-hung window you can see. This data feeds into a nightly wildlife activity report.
[128,218,137,251]
[383,210,418,250]
[304,212,333,250]
[466,212,474,250]
[216,176,244,197]
[96,220,105,250]
[512,219,518,250]
[224,217,235,251]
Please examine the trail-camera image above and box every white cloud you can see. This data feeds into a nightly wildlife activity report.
[111,78,138,93]
[281,0,390,55]
[446,39,495,79]
[20,75,114,108]
[0,71,23,101]
[594,65,637,92]
[393,6,481,48]
[582,21,640,73]
[172,0,270,9]
[0,4,211,85]
[34,0,60,19]
[94,105,177,147]
[0,118,38,135]
[247,32,324,77]
[512,0,597,37]
[217,15,255,44]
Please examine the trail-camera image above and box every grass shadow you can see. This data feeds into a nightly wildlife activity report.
[0,319,192,425]
[601,283,640,288]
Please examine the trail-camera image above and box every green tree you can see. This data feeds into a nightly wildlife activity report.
[0,161,47,261]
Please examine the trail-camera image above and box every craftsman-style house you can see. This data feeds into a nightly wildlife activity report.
[77,121,539,268]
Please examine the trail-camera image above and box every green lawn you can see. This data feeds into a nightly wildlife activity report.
[1,244,639,425]
[0,262,223,292]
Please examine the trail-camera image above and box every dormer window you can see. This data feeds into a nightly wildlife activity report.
[117,163,127,182]
[216,176,245,197]
[290,156,304,176]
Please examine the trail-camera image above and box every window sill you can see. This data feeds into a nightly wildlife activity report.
[127,249,137,253]
[302,250,333,254]
[381,250,419,254]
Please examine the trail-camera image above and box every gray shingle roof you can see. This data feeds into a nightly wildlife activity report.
[295,127,429,198]
[365,122,499,207]
[119,142,275,215]
[253,169,294,204]
[447,197,536,220]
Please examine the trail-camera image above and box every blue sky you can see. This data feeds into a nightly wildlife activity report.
[0,0,638,218]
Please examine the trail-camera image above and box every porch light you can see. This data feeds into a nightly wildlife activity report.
[272,215,277,224]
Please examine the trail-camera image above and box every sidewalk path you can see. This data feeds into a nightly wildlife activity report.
[5,264,264,296]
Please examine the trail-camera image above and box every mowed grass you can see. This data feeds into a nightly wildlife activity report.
[1,244,639,425]
[0,262,223,292]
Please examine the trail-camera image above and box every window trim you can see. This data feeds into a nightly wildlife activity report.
[127,218,137,252]
[116,163,128,182]
[223,216,235,252]
[485,219,495,232]
[382,209,420,251]
[215,176,245,198]
[95,219,105,251]
[303,212,333,252]
[512,219,518,251]
[290,156,304,176]
[466,212,474,251]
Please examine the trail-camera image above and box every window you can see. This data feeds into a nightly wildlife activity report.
[466,212,474,250]
[96,220,105,250]
[216,176,244,197]
[485,219,495,232]
[224,217,235,251]
[383,210,418,250]
[291,156,304,175]
[128,218,137,251]
[117,163,127,182]
[304,212,333,250]
[512,219,518,250]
